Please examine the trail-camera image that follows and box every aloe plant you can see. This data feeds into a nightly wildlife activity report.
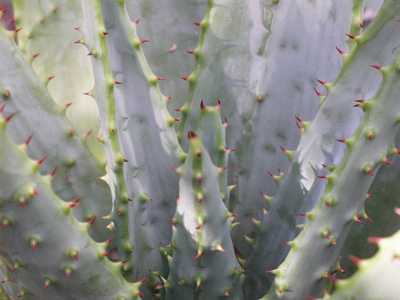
[0,0,399,299]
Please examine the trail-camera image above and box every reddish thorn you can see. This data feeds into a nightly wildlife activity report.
[64,102,73,110]
[346,33,355,39]
[367,236,382,245]
[167,43,177,53]
[86,215,96,225]
[140,38,150,44]
[31,53,40,61]
[31,188,39,197]
[30,241,38,250]
[193,21,201,27]
[50,167,58,177]
[349,255,362,266]
[187,131,197,139]
[134,18,140,24]
[317,175,327,180]
[101,31,108,36]
[296,212,307,217]
[73,26,80,31]
[394,207,400,216]
[0,102,6,113]
[336,138,347,144]
[85,130,93,139]
[336,46,344,55]
[43,281,50,289]
[353,214,362,224]
[225,147,236,153]
[200,99,206,110]
[366,192,372,200]
[68,197,80,209]
[165,96,172,102]
[113,80,123,85]
[180,75,189,81]
[313,87,322,97]
[223,117,228,128]
[174,107,181,112]
[5,112,17,123]
[295,114,303,123]
[37,155,48,166]
[370,64,382,70]
[156,76,166,81]
[353,99,364,108]
[383,158,393,166]
[216,98,222,107]
[47,75,55,82]
[186,49,195,55]
[15,27,22,33]
[317,79,326,85]
[25,134,33,146]
[83,91,92,96]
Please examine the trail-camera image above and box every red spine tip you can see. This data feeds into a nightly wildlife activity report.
[394,207,400,216]
[5,112,17,123]
[68,197,80,209]
[25,134,33,146]
[50,167,58,177]
[37,155,48,166]
[31,53,40,61]
[313,87,322,97]
[336,46,345,55]
[187,131,197,139]
[336,138,347,144]
[200,99,205,110]
[367,236,382,245]
[349,255,362,266]
[140,38,150,44]
[86,215,96,225]
[85,130,93,140]
[370,64,382,70]
[167,43,177,53]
